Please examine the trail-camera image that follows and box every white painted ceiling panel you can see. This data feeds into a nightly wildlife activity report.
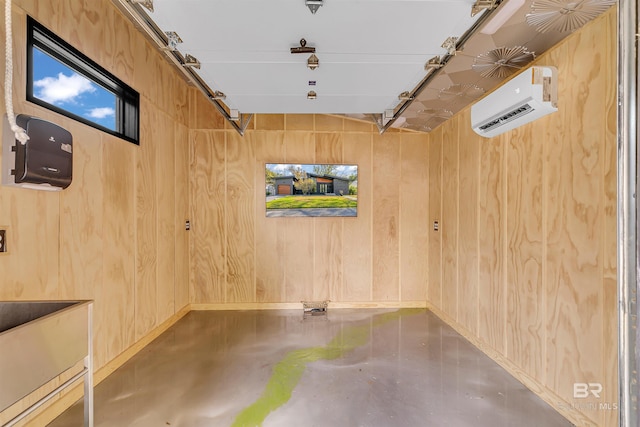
[147,0,481,113]
[116,0,616,131]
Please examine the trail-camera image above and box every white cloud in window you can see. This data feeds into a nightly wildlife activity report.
[87,107,115,119]
[34,72,95,104]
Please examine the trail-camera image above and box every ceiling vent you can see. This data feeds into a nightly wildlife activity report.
[471,66,558,138]
[526,0,616,33]
[472,46,535,79]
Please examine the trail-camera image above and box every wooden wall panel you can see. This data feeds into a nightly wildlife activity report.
[253,132,286,302]
[156,111,177,320]
[135,100,159,340]
[372,133,400,301]
[342,133,373,302]
[478,136,506,355]
[190,122,429,305]
[441,120,458,318]
[226,133,256,303]
[285,114,314,131]
[426,9,618,426]
[457,109,479,334]
[400,133,429,301]
[283,217,315,302]
[428,128,442,309]
[2,1,193,422]
[100,137,136,367]
[544,19,604,413]
[59,122,103,301]
[506,125,544,380]
[282,132,315,302]
[314,133,344,301]
[175,123,190,310]
[188,88,226,130]
[191,131,227,303]
[313,220,343,301]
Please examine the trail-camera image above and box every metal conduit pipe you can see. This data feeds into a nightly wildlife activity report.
[618,0,639,425]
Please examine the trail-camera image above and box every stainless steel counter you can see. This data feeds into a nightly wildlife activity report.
[0,301,93,427]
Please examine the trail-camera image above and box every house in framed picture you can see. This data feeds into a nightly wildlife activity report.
[274,173,349,195]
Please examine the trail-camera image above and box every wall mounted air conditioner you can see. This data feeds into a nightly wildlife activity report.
[471,66,558,138]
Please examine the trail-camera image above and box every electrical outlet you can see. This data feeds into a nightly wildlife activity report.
[0,229,6,253]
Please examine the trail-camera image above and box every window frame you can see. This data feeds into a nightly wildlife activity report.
[26,16,140,145]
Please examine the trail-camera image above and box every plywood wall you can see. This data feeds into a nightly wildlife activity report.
[0,0,190,390]
[427,8,618,427]
[189,114,430,306]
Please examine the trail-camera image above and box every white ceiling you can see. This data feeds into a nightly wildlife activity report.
[119,0,616,132]
[146,0,482,114]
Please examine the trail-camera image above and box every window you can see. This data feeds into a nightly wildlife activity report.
[27,16,139,145]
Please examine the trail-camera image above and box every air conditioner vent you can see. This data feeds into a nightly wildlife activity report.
[478,103,534,131]
[471,66,558,138]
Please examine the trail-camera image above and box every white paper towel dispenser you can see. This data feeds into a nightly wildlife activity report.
[2,115,73,191]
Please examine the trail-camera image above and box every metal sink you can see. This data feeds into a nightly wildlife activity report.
[0,300,93,426]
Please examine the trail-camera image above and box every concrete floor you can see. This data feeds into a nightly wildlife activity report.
[49,309,573,427]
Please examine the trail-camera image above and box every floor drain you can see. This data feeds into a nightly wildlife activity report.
[302,300,329,317]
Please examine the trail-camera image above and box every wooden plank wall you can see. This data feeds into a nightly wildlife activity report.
[427,9,617,427]
[0,1,191,422]
[189,113,430,306]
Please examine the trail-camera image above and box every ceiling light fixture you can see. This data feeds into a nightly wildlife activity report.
[305,0,323,14]
[307,91,317,99]
[183,54,201,69]
[164,31,182,51]
[307,54,319,70]
[471,0,498,17]
[480,0,525,35]
[291,38,316,54]
[131,0,154,12]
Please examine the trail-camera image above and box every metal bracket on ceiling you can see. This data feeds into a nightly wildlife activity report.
[235,113,254,135]
[130,0,154,13]
[183,54,201,69]
[441,37,459,56]
[424,56,444,71]
[291,38,316,54]
[471,0,499,17]
[163,31,182,51]
[212,91,226,100]
[398,91,414,101]
[305,0,323,14]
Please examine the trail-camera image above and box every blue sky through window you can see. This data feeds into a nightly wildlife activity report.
[32,47,116,131]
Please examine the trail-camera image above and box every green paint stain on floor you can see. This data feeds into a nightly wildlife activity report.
[231,308,424,427]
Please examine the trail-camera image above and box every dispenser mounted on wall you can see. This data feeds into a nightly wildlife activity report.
[2,114,73,191]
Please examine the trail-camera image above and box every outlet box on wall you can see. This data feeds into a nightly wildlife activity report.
[0,228,7,253]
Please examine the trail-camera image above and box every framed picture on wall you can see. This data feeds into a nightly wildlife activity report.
[265,163,358,218]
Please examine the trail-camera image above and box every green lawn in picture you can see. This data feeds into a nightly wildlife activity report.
[267,195,357,209]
